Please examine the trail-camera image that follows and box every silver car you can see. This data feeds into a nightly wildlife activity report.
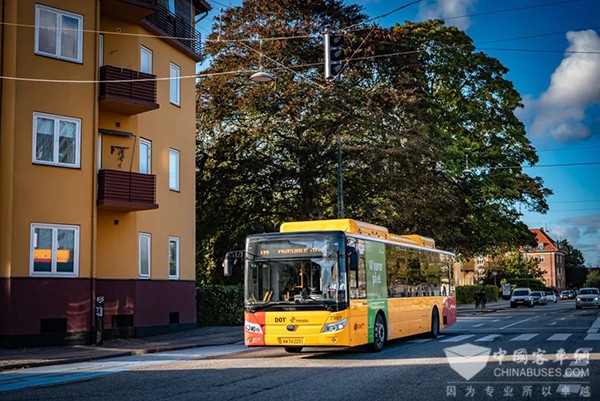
[575,288,600,309]
[545,291,558,303]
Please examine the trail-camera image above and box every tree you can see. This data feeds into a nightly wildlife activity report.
[559,239,587,288]
[585,271,600,288]
[196,1,550,284]
[483,249,543,285]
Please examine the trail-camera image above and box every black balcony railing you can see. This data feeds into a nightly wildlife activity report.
[142,3,202,60]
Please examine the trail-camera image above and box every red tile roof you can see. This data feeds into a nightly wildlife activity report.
[529,228,560,252]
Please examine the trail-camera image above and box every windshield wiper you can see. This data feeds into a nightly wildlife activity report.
[298,298,335,310]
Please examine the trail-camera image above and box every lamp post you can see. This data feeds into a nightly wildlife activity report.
[337,131,344,218]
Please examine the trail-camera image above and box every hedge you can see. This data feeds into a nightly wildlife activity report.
[196,285,244,326]
[509,278,545,291]
[456,285,499,304]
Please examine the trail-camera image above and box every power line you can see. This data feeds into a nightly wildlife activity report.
[441,0,584,21]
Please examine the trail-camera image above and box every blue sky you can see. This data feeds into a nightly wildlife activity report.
[198,0,600,266]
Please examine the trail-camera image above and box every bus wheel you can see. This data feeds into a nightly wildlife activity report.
[428,308,440,338]
[284,347,303,353]
[369,313,386,352]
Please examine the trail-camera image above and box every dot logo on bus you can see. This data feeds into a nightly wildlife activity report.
[274,317,286,323]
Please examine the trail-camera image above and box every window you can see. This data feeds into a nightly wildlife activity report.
[169,237,180,279]
[170,63,181,106]
[169,148,180,191]
[537,243,544,250]
[139,138,151,174]
[139,233,151,278]
[475,257,484,265]
[539,255,545,263]
[35,5,83,63]
[33,112,81,168]
[168,0,176,15]
[99,34,104,67]
[30,223,79,277]
[140,46,153,74]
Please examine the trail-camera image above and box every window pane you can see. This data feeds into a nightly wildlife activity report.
[169,240,178,277]
[169,150,179,190]
[36,117,55,162]
[140,141,150,174]
[56,229,75,273]
[58,121,77,164]
[60,15,80,60]
[33,228,53,272]
[170,64,180,105]
[140,47,152,74]
[140,236,150,276]
[38,9,57,55]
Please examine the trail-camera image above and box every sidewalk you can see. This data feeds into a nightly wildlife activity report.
[0,326,244,372]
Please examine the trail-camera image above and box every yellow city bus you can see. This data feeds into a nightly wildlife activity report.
[224,219,456,352]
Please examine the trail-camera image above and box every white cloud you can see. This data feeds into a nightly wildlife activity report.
[417,0,476,31]
[549,226,581,243]
[530,30,600,142]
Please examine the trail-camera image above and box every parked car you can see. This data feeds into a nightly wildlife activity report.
[560,290,576,300]
[510,288,534,308]
[545,291,558,303]
[531,291,547,305]
[575,288,600,309]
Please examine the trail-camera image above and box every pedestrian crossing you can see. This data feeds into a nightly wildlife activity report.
[408,332,600,344]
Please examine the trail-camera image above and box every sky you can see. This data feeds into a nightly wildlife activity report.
[197,0,600,266]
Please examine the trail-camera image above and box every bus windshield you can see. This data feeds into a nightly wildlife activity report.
[245,233,346,310]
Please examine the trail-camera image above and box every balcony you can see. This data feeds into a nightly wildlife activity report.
[141,3,203,61]
[98,169,158,212]
[99,66,159,115]
[101,0,158,23]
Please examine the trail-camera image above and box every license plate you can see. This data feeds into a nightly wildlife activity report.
[281,337,304,345]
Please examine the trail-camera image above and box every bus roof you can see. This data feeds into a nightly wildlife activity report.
[279,219,436,249]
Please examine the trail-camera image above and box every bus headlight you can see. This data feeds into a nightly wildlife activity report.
[245,321,263,334]
[322,318,348,333]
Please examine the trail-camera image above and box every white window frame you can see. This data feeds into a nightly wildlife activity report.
[169,148,180,191]
[34,4,83,63]
[30,223,79,277]
[169,236,180,280]
[170,63,181,106]
[139,138,151,174]
[539,255,545,263]
[139,233,151,278]
[32,112,81,168]
[140,46,153,74]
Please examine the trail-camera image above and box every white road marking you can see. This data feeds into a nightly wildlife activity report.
[549,321,557,326]
[510,333,538,341]
[500,317,533,330]
[584,333,600,341]
[472,323,484,327]
[440,335,475,343]
[475,334,502,342]
[588,316,600,334]
[547,333,571,341]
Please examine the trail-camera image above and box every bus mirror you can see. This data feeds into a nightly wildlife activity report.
[223,252,235,277]
[347,247,358,271]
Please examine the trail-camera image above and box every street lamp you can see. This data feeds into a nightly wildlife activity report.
[250,40,274,83]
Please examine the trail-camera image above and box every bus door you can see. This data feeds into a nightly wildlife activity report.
[348,251,368,346]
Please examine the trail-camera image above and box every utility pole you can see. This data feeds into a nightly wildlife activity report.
[337,131,344,218]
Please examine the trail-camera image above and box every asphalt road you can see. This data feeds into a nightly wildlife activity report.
[2,300,599,401]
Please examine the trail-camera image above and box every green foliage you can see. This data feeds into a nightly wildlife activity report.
[483,249,544,283]
[196,285,244,326]
[456,285,499,304]
[585,271,600,288]
[196,1,551,284]
[559,239,587,288]
[509,278,545,291]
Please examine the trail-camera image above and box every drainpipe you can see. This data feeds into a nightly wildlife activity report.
[91,0,100,345]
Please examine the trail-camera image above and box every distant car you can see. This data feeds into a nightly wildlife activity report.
[510,288,534,308]
[531,291,547,305]
[560,290,576,300]
[545,291,558,303]
[575,288,600,309]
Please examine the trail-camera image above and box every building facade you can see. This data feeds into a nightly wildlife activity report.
[0,0,210,346]
[522,228,566,290]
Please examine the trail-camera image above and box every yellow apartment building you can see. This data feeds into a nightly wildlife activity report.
[0,0,210,346]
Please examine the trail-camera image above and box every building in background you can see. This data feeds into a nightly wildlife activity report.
[522,228,566,290]
[0,0,210,346]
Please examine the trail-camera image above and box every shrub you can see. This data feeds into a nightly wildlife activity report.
[509,278,544,291]
[196,285,244,326]
[456,285,499,304]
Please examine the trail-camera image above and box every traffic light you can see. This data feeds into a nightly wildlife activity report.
[324,30,344,82]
